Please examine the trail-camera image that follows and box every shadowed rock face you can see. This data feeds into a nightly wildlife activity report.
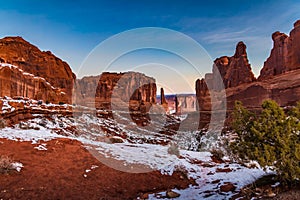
[75,72,157,110]
[0,36,75,103]
[259,20,300,79]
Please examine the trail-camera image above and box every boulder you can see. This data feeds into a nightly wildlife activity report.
[220,182,236,192]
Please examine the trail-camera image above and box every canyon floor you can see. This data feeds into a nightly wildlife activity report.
[0,98,296,199]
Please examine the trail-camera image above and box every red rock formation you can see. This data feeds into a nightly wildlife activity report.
[75,72,157,111]
[214,41,256,89]
[160,88,167,105]
[196,20,300,120]
[196,78,211,111]
[160,88,168,111]
[0,37,75,102]
[196,41,256,112]
[259,20,300,79]
[175,94,197,113]
[0,64,68,104]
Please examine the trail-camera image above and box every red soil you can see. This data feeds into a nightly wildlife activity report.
[0,138,194,199]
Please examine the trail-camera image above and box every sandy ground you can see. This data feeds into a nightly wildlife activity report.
[0,138,194,199]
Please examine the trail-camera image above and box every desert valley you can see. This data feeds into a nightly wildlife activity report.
[0,7,300,199]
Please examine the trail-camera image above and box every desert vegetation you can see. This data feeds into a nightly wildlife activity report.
[230,100,300,184]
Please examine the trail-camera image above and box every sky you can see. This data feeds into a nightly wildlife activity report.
[0,0,300,94]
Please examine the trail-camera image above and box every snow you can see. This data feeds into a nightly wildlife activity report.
[11,162,23,172]
[1,100,14,113]
[0,63,60,91]
[0,125,270,199]
[34,143,47,151]
[0,127,67,142]
[84,165,99,177]
[0,99,273,199]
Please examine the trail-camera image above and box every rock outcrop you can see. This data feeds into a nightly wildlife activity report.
[75,72,157,111]
[0,63,68,103]
[214,41,256,89]
[176,94,197,113]
[196,41,256,111]
[0,36,75,103]
[259,20,300,79]
[196,20,300,121]
[160,88,168,111]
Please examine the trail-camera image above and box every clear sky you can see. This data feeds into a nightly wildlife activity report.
[0,0,299,94]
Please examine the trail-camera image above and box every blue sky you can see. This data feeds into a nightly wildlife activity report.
[0,0,300,93]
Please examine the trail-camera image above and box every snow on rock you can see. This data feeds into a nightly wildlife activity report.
[11,162,23,172]
[0,127,67,142]
[0,100,272,199]
[34,143,47,151]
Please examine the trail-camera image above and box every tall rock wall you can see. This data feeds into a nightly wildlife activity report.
[0,36,75,103]
[196,41,256,111]
[0,63,68,103]
[196,20,300,120]
[75,72,157,110]
[259,20,300,79]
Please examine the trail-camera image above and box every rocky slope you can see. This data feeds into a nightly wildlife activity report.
[196,20,300,113]
[0,36,75,103]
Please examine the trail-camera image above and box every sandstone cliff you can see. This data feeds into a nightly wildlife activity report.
[75,72,157,111]
[196,20,300,115]
[196,41,256,111]
[0,36,75,103]
[214,41,256,88]
[176,94,197,113]
[0,63,68,103]
[259,20,300,79]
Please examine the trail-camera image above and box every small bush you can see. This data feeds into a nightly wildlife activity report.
[210,147,224,160]
[230,100,300,184]
[0,155,14,174]
[0,119,6,129]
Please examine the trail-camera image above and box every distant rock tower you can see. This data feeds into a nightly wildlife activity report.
[160,88,168,111]
[175,95,179,114]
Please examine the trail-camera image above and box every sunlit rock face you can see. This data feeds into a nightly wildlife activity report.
[213,41,256,89]
[75,72,157,111]
[196,41,256,112]
[0,63,68,103]
[259,20,300,79]
[0,36,75,103]
[196,20,300,118]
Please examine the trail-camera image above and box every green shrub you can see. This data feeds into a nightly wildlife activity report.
[230,100,300,183]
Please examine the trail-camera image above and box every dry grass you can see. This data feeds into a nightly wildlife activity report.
[0,155,14,174]
[0,119,6,129]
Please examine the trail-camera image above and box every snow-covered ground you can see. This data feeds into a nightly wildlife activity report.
[0,100,272,199]
[0,122,270,199]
